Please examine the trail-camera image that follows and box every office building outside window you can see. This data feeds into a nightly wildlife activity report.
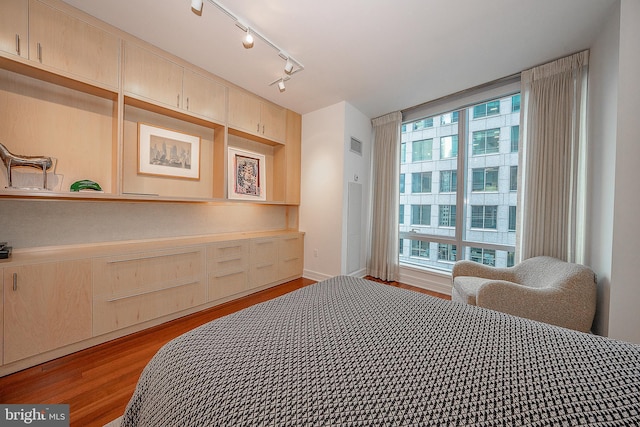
[399,94,520,271]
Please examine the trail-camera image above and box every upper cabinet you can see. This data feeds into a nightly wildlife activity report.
[228,88,286,143]
[28,0,120,88]
[124,42,226,124]
[0,0,28,59]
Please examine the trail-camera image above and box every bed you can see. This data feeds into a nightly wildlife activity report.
[121,276,640,426]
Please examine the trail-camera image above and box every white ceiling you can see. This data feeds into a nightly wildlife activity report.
[61,0,616,119]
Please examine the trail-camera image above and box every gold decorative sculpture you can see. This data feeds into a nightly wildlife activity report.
[0,142,53,190]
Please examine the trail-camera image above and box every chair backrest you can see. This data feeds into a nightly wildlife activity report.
[513,256,595,291]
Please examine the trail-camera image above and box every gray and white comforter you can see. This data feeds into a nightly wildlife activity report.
[121,276,640,426]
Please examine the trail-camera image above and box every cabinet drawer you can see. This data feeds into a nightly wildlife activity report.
[207,241,249,262]
[249,263,278,289]
[279,256,303,279]
[208,270,248,301]
[250,238,278,265]
[93,248,206,335]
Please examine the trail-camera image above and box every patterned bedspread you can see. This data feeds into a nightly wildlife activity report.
[121,276,640,426]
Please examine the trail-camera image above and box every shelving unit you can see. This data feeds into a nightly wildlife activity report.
[0,0,301,206]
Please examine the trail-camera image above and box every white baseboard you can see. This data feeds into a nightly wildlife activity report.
[303,269,332,282]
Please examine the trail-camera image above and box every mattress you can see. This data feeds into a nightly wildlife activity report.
[121,276,640,426]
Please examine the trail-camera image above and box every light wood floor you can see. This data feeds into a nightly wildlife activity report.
[0,276,449,427]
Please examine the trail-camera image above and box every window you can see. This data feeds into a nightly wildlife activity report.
[410,240,429,258]
[470,247,496,266]
[401,143,406,163]
[471,205,497,229]
[400,173,405,193]
[440,170,457,192]
[438,244,457,262]
[411,172,432,193]
[511,126,519,152]
[472,129,500,155]
[439,205,456,227]
[473,100,500,119]
[411,205,431,226]
[399,92,519,272]
[412,139,433,161]
[413,118,434,131]
[440,135,458,159]
[440,111,459,125]
[472,167,498,192]
[400,205,405,225]
[512,94,521,112]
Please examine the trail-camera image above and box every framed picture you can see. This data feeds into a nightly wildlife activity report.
[138,123,200,180]
[228,147,266,201]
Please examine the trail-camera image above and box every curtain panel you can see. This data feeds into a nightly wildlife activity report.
[367,111,402,281]
[517,50,589,263]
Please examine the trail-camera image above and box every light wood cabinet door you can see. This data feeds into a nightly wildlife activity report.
[228,88,261,135]
[285,110,302,204]
[260,101,286,143]
[0,0,28,58]
[278,234,304,279]
[3,260,92,364]
[183,69,226,123]
[123,42,183,108]
[28,0,120,87]
[249,238,278,288]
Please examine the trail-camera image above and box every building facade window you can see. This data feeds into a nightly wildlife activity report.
[413,118,434,131]
[473,100,500,119]
[411,172,432,193]
[510,166,518,191]
[400,205,405,225]
[412,139,433,161]
[400,173,405,193]
[440,135,458,159]
[440,170,457,192]
[411,205,431,226]
[400,93,519,272]
[472,129,500,155]
[410,240,429,258]
[471,205,498,229]
[511,125,520,152]
[439,205,456,227]
[472,167,499,192]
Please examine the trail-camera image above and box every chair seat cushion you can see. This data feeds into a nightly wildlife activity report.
[452,276,492,306]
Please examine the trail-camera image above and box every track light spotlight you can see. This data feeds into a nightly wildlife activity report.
[284,58,294,75]
[242,29,254,49]
[190,0,203,14]
[277,79,286,92]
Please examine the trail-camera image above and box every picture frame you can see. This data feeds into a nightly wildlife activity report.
[138,123,200,180]
[227,147,266,201]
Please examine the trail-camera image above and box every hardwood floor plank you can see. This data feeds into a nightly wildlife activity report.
[0,276,447,427]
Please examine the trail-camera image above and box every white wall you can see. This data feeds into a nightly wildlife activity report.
[300,102,347,280]
[608,0,640,343]
[586,1,620,337]
[299,101,372,281]
[342,103,372,276]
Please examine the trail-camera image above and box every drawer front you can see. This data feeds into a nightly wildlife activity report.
[250,238,278,265]
[93,248,206,335]
[249,263,278,289]
[279,256,303,279]
[207,240,249,261]
[208,270,248,301]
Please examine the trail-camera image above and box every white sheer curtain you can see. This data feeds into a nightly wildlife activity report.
[367,111,402,281]
[517,50,589,263]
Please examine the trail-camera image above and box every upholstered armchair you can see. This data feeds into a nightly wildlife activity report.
[451,256,597,332]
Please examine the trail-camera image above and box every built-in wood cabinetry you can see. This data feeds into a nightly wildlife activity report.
[228,87,287,143]
[0,0,28,59]
[123,42,226,123]
[0,231,304,375]
[3,259,92,364]
[0,0,301,205]
[28,0,120,88]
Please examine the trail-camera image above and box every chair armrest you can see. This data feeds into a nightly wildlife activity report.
[451,260,515,282]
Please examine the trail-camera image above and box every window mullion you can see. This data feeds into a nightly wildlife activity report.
[455,108,466,259]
